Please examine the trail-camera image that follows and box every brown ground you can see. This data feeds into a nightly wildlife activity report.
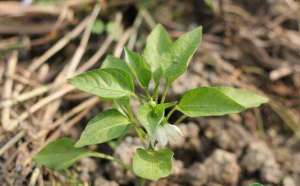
[0,0,300,185]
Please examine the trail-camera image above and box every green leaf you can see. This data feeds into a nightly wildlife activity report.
[143,24,172,84]
[154,102,177,115]
[33,138,100,170]
[75,109,131,147]
[124,47,151,88]
[161,26,202,83]
[92,19,105,34]
[137,103,164,138]
[204,0,214,10]
[106,21,123,40]
[101,56,133,108]
[101,55,133,77]
[68,68,134,99]
[177,87,268,117]
[133,148,174,180]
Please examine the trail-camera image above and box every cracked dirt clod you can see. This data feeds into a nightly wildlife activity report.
[241,141,282,184]
[204,149,240,185]
[206,120,252,154]
[172,160,185,176]
[185,162,208,186]
[94,177,119,186]
[109,137,141,184]
[185,149,240,186]
[170,122,200,150]
[283,176,296,186]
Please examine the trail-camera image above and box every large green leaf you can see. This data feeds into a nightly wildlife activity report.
[137,103,164,138]
[75,109,130,147]
[101,56,134,106]
[101,55,133,77]
[177,87,268,117]
[124,48,151,88]
[33,138,102,170]
[68,68,134,99]
[143,24,172,84]
[161,26,202,83]
[133,148,173,180]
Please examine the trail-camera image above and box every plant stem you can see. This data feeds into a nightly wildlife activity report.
[127,105,146,143]
[138,178,146,186]
[113,100,128,115]
[160,83,169,103]
[153,82,159,102]
[174,115,187,125]
[166,106,177,121]
[91,152,130,170]
[133,93,143,104]
[145,87,151,100]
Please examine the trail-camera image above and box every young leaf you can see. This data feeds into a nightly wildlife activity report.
[92,19,105,34]
[204,0,214,10]
[154,102,177,115]
[68,68,134,99]
[75,109,131,147]
[106,21,123,40]
[124,47,151,88]
[161,26,202,83]
[132,148,174,180]
[137,103,164,138]
[177,87,268,117]
[143,24,172,84]
[101,55,133,77]
[33,138,101,170]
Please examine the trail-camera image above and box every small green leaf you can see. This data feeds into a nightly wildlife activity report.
[75,109,131,147]
[204,0,214,10]
[68,68,134,99]
[161,26,202,83]
[106,21,123,40]
[154,102,177,115]
[124,47,151,88]
[92,19,105,34]
[33,138,100,170]
[101,55,133,77]
[137,103,164,138]
[143,24,172,84]
[178,87,268,117]
[133,148,174,180]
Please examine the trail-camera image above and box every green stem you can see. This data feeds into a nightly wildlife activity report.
[160,83,169,103]
[144,87,151,100]
[127,105,146,143]
[153,83,159,102]
[135,94,144,104]
[166,106,177,121]
[113,100,128,115]
[174,115,187,125]
[91,152,130,170]
[138,178,146,186]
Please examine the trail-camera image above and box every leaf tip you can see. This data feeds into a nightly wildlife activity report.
[259,94,269,105]
[67,76,76,86]
[74,141,82,148]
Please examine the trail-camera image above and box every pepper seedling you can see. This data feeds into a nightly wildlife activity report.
[34,24,268,182]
